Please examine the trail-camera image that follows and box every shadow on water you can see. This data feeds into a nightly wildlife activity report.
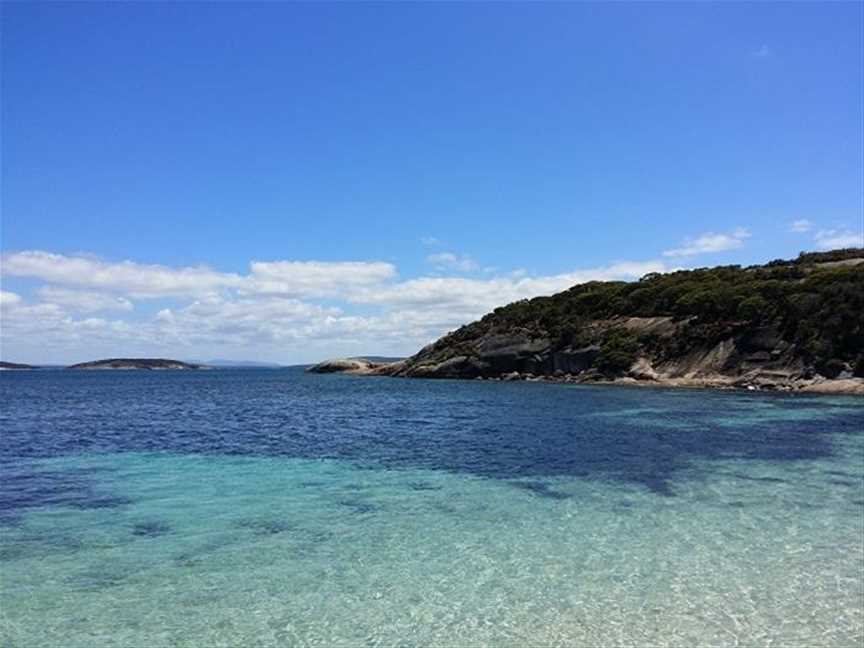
[0,462,130,526]
[2,369,863,507]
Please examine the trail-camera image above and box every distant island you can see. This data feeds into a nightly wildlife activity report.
[67,358,205,370]
[0,361,36,370]
[309,248,864,394]
[194,359,283,368]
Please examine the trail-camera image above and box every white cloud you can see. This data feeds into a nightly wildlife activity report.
[662,228,750,257]
[814,229,864,250]
[244,260,396,298]
[426,252,479,273]
[147,297,346,348]
[1,292,72,339]
[1,250,241,298]
[1,248,673,364]
[352,260,668,311]
[0,290,23,307]
[789,219,812,233]
[1,250,398,300]
[420,236,440,247]
[36,286,134,313]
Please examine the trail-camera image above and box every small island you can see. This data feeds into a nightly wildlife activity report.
[66,358,205,370]
[0,361,36,370]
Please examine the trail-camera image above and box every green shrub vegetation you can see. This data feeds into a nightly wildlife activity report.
[596,329,640,376]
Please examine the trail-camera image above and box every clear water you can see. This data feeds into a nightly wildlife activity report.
[1,368,862,647]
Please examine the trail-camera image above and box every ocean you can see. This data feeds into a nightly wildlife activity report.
[1,368,862,647]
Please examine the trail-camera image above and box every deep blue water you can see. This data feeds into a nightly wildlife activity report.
[4,367,861,502]
[1,368,863,646]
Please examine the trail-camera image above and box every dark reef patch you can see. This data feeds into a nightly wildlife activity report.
[172,533,243,567]
[827,478,862,488]
[67,570,127,590]
[0,462,130,522]
[727,473,788,484]
[407,481,443,491]
[131,520,172,537]
[65,564,143,591]
[510,481,570,500]
[825,470,857,478]
[67,494,132,510]
[298,480,328,488]
[337,499,377,514]
[234,517,294,536]
[0,531,86,562]
[340,483,369,492]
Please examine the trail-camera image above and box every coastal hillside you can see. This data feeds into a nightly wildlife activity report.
[313,249,864,392]
[0,361,36,370]
[67,358,204,370]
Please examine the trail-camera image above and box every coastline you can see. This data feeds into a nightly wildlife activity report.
[307,358,864,395]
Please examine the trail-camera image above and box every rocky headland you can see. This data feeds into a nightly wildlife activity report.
[309,249,864,395]
[0,361,36,370]
[67,358,205,370]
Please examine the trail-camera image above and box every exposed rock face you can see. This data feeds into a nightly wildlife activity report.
[307,358,380,374]
[380,323,862,393]
[67,358,204,370]
[306,358,406,375]
[552,346,601,374]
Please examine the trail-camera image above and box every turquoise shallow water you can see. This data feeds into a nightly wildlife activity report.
[1,369,863,646]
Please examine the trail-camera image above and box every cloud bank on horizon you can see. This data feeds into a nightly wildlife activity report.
[2,224,861,364]
[0,249,667,364]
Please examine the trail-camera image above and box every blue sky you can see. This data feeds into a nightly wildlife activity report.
[2,2,862,364]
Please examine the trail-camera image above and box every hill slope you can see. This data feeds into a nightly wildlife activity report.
[0,361,36,370]
[313,249,864,393]
[67,358,204,370]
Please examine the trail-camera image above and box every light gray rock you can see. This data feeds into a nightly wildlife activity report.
[306,358,377,374]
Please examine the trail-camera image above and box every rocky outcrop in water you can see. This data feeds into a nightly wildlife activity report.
[307,358,389,374]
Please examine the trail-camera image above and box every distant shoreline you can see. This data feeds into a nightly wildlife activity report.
[67,358,205,370]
